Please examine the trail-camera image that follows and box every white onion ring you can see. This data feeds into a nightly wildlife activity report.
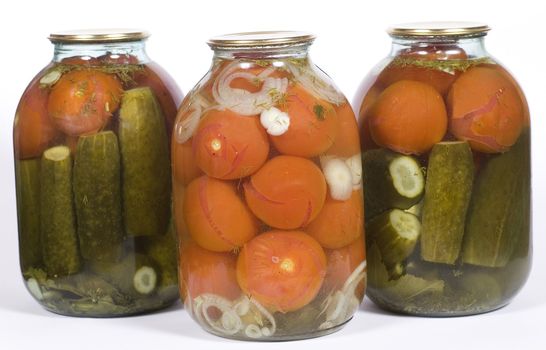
[342,260,367,293]
[245,324,263,339]
[174,92,212,144]
[233,296,250,316]
[192,294,276,339]
[319,260,367,328]
[212,61,289,116]
[193,294,243,336]
[248,297,276,336]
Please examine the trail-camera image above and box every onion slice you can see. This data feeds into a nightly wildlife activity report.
[212,61,289,116]
[193,293,243,336]
[191,293,276,339]
[174,93,211,144]
[319,260,366,329]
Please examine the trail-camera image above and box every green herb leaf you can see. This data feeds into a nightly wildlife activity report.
[313,104,326,120]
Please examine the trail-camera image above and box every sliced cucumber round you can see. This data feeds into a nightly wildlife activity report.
[390,209,421,241]
[367,209,421,267]
[133,266,158,295]
[363,149,425,219]
[389,156,424,199]
[43,145,70,161]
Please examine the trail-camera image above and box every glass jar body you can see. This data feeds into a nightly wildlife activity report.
[354,36,531,316]
[173,48,366,340]
[14,40,183,317]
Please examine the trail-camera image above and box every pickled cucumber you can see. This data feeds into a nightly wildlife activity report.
[383,273,445,301]
[90,252,159,297]
[40,146,81,276]
[420,141,474,264]
[366,243,389,289]
[462,131,530,267]
[119,87,171,237]
[138,222,178,287]
[15,159,42,270]
[367,209,420,268]
[363,149,424,219]
[74,131,123,262]
[367,243,444,300]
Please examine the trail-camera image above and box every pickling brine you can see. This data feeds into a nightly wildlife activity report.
[14,30,182,317]
[354,22,531,316]
[173,32,366,340]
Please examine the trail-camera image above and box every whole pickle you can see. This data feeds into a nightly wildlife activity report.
[119,87,171,237]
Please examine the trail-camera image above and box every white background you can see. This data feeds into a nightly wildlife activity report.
[0,0,545,349]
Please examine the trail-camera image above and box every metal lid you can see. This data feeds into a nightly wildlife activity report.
[48,29,150,43]
[207,31,316,50]
[388,22,491,38]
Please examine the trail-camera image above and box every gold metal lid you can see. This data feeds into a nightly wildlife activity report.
[388,22,491,38]
[48,29,150,43]
[207,31,316,50]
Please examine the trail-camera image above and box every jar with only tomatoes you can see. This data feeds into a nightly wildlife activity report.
[14,30,183,316]
[173,32,366,340]
[355,22,531,316]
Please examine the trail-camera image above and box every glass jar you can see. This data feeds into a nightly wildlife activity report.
[173,31,366,340]
[354,22,531,316]
[14,29,183,317]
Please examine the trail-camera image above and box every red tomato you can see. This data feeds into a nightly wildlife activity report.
[192,109,270,180]
[47,70,123,136]
[243,155,327,230]
[236,230,327,312]
[377,45,468,96]
[271,84,339,158]
[448,66,525,153]
[179,240,241,301]
[326,102,361,157]
[183,175,258,252]
[306,191,364,249]
[14,81,60,159]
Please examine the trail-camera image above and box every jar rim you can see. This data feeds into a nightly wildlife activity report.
[48,29,150,43]
[387,22,491,38]
[207,31,316,50]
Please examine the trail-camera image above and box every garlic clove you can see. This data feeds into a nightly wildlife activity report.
[321,157,353,201]
[260,107,290,136]
[345,153,363,190]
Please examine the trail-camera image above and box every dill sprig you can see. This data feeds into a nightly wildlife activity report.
[389,56,495,73]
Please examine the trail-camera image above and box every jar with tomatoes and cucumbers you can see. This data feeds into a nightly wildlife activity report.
[173,32,366,340]
[355,22,531,316]
[14,29,183,316]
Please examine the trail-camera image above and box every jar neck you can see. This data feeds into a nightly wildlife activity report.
[52,40,150,62]
[390,36,488,59]
[212,44,311,60]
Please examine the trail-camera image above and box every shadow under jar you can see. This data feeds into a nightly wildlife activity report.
[14,29,183,317]
[173,31,366,340]
[354,22,531,316]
